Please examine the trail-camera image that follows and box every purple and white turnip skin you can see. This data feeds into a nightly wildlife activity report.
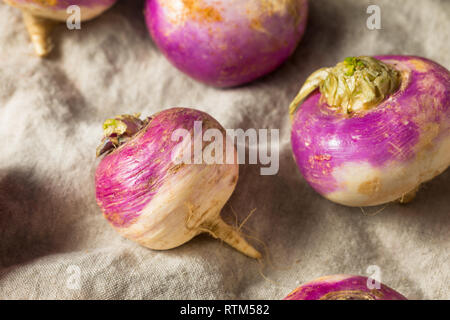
[95,108,261,259]
[145,0,308,87]
[290,56,450,207]
[284,274,407,300]
[5,0,117,56]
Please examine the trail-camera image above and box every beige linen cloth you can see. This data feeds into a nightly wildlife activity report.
[0,0,448,299]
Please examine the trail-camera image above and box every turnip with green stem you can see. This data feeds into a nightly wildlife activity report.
[290,56,450,207]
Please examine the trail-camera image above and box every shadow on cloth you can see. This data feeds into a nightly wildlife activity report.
[0,168,81,269]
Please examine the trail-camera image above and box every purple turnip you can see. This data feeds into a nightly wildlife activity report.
[290,56,450,207]
[95,108,261,259]
[284,274,407,300]
[145,0,309,87]
[5,0,117,57]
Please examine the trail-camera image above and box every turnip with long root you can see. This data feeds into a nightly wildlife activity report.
[95,108,261,259]
[5,0,117,57]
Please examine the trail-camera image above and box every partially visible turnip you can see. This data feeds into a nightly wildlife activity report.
[284,275,407,300]
[145,0,309,87]
[95,108,261,259]
[5,0,117,57]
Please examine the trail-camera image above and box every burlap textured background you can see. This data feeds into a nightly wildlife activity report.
[0,0,448,299]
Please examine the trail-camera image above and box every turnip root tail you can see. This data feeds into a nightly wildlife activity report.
[206,219,261,259]
[397,185,420,204]
[22,12,55,57]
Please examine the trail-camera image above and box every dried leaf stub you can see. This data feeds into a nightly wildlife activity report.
[96,114,146,157]
[290,56,401,117]
[320,57,401,114]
